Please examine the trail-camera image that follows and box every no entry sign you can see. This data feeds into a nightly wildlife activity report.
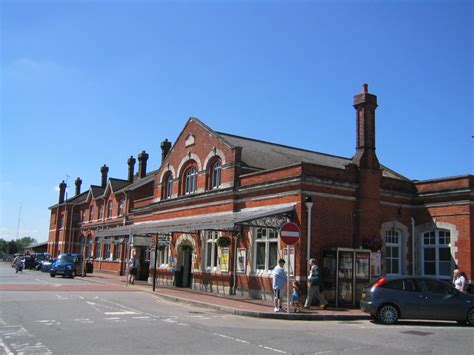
[279,222,301,245]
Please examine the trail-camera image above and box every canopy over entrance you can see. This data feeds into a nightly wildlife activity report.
[94,203,295,238]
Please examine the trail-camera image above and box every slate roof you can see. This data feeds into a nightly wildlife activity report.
[215,131,407,180]
[115,170,157,193]
[109,178,131,192]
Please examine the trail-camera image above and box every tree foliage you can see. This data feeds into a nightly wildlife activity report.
[0,237,38,254]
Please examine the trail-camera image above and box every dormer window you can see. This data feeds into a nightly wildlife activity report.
[184,167,198,194]
[107,200,113,219]
[118,200,124,217]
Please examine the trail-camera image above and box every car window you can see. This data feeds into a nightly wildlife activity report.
[404,279,417,292]
[416,279,452,294]
[382,279,404,290]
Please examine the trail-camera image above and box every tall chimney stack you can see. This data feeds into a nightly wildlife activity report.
[101,164,109,187]
[351,83,380,169]
[75,177,82,196]
[161,139,172,164]
[137,151,149,178]
[58,180,67,204]
[127,156,136,182]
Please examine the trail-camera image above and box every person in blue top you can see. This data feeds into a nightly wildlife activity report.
[272,258,287,312]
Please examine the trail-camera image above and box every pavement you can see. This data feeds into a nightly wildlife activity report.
[79,272,370,321]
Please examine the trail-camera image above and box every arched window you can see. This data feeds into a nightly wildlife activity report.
[210,160,222,189]
[422,229,451,278]
[184,167,198,194]
[164,174,173,199]
[89,206,94,222]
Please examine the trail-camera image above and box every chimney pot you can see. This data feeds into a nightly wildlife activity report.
[160,138,172,164]
[137,151,149,178]
[100,164,109,187]
[58,180,67,204]
[75,177,82,196]
[127,156,136,182]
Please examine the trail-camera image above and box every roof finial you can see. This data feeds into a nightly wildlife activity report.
[362,83,368,93]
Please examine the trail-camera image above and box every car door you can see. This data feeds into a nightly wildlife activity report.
[415,279,465,320]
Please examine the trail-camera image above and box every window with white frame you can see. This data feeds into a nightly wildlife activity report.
[211,160,221,189]
[113,239,120,260]
[104,238,111,259]
[89,206,94,222]
[184,167,198,194]
[422,229,451,278]
[107,201,113,219]
[205,231,218,270]
[385,228,401,275]
[95,238,101,259]
[254,228,278,272]
[118,199,124,217]
[98,204,104,220]
[164,174,173,199]
[159,245,169,266]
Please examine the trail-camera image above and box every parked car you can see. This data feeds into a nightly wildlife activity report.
[40,258,55,273]
[50,253,85,278]
[361,276,474,326]
[34,253,51,270]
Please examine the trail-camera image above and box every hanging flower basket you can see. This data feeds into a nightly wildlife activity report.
[179,242,193,251]
[216,236,231,248]
[361,235,383,252]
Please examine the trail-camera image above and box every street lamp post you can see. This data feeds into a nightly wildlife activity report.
[305,196,313,270]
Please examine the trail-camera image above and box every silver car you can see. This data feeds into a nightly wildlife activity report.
[360,276,474,325]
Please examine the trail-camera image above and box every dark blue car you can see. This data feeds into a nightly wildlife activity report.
[361,276,474,326]
[50,253,85,278]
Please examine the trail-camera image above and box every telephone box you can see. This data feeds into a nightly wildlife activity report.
[322,248,371,308]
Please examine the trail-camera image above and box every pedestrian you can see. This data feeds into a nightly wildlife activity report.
[15,256,24,273]
[453,269,468,293]
[304,258,328,310]
[127,249,138,285]
[292,281,303,313]
[272,258,287,312]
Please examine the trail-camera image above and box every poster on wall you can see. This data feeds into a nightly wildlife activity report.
[370,252,381,277]
[220,247,230,272]
[237,248,246,273]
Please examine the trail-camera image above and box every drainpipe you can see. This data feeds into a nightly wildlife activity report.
[305,196,313,270]
[411,217,415,276]
[67,203,75,253]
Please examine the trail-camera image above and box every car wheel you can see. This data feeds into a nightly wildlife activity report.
[50,273,55,277]
[377,304,399,325]
[466,308,474,326]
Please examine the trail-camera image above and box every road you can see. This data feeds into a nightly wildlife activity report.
[1,262,473,354]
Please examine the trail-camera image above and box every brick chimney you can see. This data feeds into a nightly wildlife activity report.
[351,83,380,169]
[75,177,82,196]
[127,156,136,182]
[101,164,109,187]
[161,139,172,163]
[58,180,67,204]
[138,151,149,178]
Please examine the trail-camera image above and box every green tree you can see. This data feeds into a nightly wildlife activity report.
[16,237,37,250]
[8,240,18,254]
[0,238,8,253]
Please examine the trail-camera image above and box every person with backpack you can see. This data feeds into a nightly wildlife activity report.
[304,258,328,310]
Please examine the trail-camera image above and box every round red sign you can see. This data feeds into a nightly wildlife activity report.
[279,222,301,245]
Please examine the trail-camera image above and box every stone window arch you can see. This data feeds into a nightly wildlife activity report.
[181,161,198,195]
[207,157,222,190]
[162,172,174,199]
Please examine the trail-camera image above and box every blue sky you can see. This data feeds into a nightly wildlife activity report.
[1,0,472,243]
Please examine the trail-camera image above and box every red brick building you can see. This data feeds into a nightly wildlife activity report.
[48,84,473,302]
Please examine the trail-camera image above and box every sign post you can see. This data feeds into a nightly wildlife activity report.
[152,235,158,292]
[279,222,301,314]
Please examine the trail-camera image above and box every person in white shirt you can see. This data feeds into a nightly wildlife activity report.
[453,268,468,293]
[272,258,287,312]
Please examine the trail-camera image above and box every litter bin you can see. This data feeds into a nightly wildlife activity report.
[86,258,94,273]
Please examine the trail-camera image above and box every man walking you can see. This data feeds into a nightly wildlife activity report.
[272,258,287,312]
[304,258,328,310]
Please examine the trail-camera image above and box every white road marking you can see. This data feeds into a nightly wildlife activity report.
[104,311,138,315]
[133,316,150,319]
[213,332,287,353]
[105,317,120,320]
[162,318,178,323]
[74,318,93,324]
[0,340,14,355]
[177,323,190,326]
